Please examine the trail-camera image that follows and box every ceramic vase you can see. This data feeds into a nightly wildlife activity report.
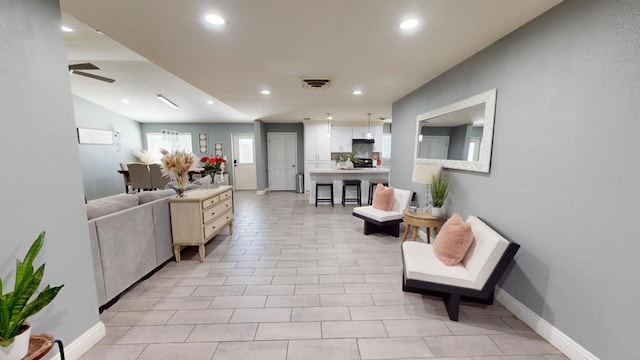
[0,324,31,360]
[431,207,443,218]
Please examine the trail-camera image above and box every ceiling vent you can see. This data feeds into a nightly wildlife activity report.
[301,78,332,90]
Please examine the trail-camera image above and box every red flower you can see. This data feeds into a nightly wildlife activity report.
[200,156,209,163]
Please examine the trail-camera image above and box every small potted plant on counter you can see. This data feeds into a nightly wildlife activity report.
[430,172,450,217]
[0,232,64,360]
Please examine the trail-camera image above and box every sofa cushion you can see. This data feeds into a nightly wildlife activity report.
[353,206,403,222]
[86,194,140,220]
[391,188,412,212]
[194,175,212,186]
[137,189,176,204]
[462,216,510,288]
[433,214,474,266]
[403,241,477,289]
[372,183,394,211]
[165,181,201,191]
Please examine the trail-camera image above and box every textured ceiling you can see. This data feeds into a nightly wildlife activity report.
[61,0,562,123]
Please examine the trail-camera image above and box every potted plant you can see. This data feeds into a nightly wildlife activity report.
[0,232,64,360]
[430,172,450,217]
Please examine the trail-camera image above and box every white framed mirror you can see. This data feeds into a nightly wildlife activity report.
[414,89,497,173]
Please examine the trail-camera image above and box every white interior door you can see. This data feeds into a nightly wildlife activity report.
[232,133,257,190]
[268,132,297,191]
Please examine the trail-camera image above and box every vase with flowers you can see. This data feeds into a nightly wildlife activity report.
[200,156,226,187]
[160,149,195,197]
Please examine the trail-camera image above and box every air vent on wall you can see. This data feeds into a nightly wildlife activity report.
[301,78,332,90]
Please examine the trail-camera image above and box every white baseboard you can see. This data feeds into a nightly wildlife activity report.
[49,321,105,360]
[495,287,599,360]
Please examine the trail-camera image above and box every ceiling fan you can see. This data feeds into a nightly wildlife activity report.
[68,63,115,83]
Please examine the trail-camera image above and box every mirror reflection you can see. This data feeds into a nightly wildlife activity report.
[414,89,496,173]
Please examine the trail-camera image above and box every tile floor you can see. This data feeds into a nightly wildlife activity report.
[81,191,566,360]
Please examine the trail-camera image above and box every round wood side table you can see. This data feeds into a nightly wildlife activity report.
[402,209,445,245]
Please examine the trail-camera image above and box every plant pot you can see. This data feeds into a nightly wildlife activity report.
[431,207,443,218]
[0,324,31,360]
[345,159,354,169]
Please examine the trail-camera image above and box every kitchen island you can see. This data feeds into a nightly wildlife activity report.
[308,168,390,205]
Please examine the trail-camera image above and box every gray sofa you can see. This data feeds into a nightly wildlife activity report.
[87,189,177,308]
[87,176,214,308]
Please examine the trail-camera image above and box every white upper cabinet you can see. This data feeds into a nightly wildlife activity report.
[373,125,384,152]
[304,123,331,161]
[331,126,353,152]
[352,126,370,139]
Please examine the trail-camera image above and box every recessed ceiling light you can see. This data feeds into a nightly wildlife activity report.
[206,100,214,105]
[400,19,419,30]
[261,90,271,95]
[352,90,363,95]
[205,14,226,25]
[122,99,129,104]
[61,25,74,32]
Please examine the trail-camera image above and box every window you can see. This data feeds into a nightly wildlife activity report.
[467,137,481,162]
[237,137,254,164]
[146,133,193,161]
[382,134,392,158]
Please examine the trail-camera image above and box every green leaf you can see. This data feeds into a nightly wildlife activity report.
[0,231,63,345]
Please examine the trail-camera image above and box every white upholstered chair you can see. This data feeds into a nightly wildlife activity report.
[352,188,412,237]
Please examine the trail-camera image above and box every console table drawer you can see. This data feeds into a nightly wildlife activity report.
[204,210,233,239]
[220,190,232,201]
[202,195,221,209]
[203,198,232,223]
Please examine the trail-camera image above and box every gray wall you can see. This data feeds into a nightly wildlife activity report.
[391,0,639,358]
[141,122,254,185]
[1,0,100,350]
[73,96,143,200]
[254,120,268,191]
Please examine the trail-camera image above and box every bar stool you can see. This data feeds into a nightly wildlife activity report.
[342,179,362,206]
[315,182,334,207]
[368,181,389,205]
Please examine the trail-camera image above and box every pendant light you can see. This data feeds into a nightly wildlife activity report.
[326,113,332,138]
[366,113,372,139]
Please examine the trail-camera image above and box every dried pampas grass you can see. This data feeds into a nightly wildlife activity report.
[160,149,195,188]
[132,149,158,164]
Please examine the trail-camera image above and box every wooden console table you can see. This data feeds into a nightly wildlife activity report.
[169,186,234,262]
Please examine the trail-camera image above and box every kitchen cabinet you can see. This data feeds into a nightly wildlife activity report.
[373,125,384,152]
[330,126,353,152]
[304,160,332,191]
[352,126,370,139]
[304,123,332,191]
[304,123,331,161]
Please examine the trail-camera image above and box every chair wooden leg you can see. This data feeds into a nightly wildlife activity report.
[443,293,461,321]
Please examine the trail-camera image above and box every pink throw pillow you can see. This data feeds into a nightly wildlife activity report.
[372,183,394,211]
[433,213,474,266]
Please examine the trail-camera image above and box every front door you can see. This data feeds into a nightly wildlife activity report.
[232,133,257,190]
[268,132,297,191]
